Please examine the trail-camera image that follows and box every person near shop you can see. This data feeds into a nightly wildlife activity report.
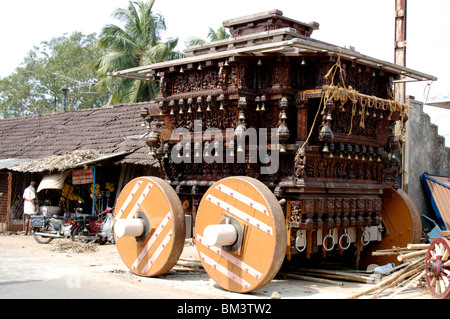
[23,181,38,235]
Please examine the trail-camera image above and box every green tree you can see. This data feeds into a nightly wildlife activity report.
[207,26,230,42]
[0,32,107,118]
[96,0,183,105]
[185,26,231,48]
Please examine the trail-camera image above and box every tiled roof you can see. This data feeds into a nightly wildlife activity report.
[0,102,159,167]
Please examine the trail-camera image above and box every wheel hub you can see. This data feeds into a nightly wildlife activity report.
[427,259,443,277]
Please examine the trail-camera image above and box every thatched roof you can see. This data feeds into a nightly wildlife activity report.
[10,149,100,172]
[0,103,160,172]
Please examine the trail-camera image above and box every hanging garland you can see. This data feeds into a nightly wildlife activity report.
[105,182,115,192]
[60,183,84,209]
[90,183,100,199]
[295,49,411,163]
[322,84,411,137]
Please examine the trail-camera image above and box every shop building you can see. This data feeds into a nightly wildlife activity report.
[0,102,159,231]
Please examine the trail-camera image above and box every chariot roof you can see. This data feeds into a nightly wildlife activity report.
[110,9,436,83]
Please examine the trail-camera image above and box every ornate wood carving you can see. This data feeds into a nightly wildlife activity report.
[288,196,381,231]
[134,10,417,262]
[304,155,383,182]
[296,100,308,141]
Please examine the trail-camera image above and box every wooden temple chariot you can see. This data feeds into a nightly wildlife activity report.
[111,10,436,293]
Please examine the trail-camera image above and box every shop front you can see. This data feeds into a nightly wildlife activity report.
[37,166,120,217]
[0,149,159,231]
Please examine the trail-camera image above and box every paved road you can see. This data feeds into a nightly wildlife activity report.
[0,234,432,301]
[0,237,176,299]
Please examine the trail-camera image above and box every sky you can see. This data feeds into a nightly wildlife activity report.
[0,0,449,144]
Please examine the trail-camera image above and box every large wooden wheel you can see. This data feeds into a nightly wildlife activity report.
[425,237,450,299]
[360,188,422,267]
[114,177,185,277]
[195,176,287,293]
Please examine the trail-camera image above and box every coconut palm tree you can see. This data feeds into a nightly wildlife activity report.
[185,26,231,48]
[96,0,182,104]
[207,26,230,42]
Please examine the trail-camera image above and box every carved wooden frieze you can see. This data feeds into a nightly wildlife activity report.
[167,104,236,132]
[151,46,404,219]
[304,156,383,182]
[288,196,381,231]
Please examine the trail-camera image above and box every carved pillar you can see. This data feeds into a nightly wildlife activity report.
[356,198,365,227]
[349,198,357,227]
[304,199,314,230]
[326,198,335,229]
[342,198,350,228]
[364,198,373,226]
[334,198,342,228]
[373,197,382,225]
[315,198,324,229]
[296,100,309,141]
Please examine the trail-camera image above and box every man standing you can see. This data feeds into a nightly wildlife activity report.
[23,181,38,235]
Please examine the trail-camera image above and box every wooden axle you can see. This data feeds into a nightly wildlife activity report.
[203,223,238,247]
[115,217,146,238]
[113,175,422,294]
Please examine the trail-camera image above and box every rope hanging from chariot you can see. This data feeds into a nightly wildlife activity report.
[295,49,411,163]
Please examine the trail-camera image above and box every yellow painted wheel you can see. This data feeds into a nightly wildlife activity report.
[361,188,422,267]
[114,177,185,277]
[195,176,286,293]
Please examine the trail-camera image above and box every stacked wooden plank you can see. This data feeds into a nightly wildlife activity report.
[347,243,429,299]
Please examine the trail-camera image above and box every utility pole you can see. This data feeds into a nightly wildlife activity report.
[394,0,407,103]
[394,0,407,190]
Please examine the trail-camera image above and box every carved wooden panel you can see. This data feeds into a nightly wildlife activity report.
[288,196,381,231]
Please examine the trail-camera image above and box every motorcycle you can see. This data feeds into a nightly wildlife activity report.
[30,207,114,245]
[70,207,115,244]
[30,213,76,244]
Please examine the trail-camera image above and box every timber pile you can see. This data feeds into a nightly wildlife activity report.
[279,268,376,286]
[278,244,429,299]
[170,244,430,298]
[347,243,429,299]
[174,257,205,273]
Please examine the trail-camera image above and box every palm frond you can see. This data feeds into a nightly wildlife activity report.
[185,37,206,47]
[96,52,136,76]
[207,26,230,42]
[96,0,178,103]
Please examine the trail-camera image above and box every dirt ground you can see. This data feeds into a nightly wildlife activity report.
[0,232,433,299]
